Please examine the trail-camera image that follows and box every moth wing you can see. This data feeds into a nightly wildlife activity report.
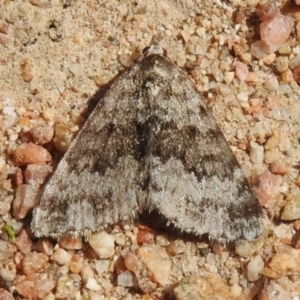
[142,55,263,241]
[32,63,150,238]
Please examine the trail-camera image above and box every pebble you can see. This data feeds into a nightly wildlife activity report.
[260,13,294,53]
[166,239,186,256]
[264,77,279,91]
[114,232,126,246]
[89,231,115,259]
[70,254,83,274]
[0,289,14,300]
[269,161,289,175]
[275,56,289,73]
[20,58,34,82]
[247,255,264,281]
[13,143,51,166]
[288,55,300,70]
[86,277,101,291]
[259,280,290,300]
[55,276,77,298]
[15,229,32,254]
[13,184,40,220]
[80,261,95,284]
[95,259,110,275]
[52,248,71,265]
[235,238,264,258]
[30,125,54,145]
[14,167,23,186]
[24,164,53,185]
[273,224,294,243]
[250,144,264,165]
[174,275,235,300]
[118,54,134,67]
[117,270,137,287]
[263,247,300,278]
[0,268,16,282]
[155,235,170,247]
[281,194,300,221]
[138,244,171,286]
[36,238,54,256]
[264,148,280,164]
[22,252,48,275]
[250,171,283,208]
[235,61,249,81]
[58,234,82,250]
[137,227,154,244]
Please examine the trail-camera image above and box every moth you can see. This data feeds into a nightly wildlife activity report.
[32,39,263,242]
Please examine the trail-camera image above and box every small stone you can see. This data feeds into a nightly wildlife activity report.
[263,247,300,278]
[250,144,264,165]
[124,252,140,274]
[269,161,289,175]
[250,171,283,208]
[70,254,83,274]
[174,275,235,300]
[117,270,137,287]
[30,125,54,145]
[80,261,94,284]
[273,224,294,243]
[13,184,40,220]
[166,239,186,256]
[59,233,82,250]
[155,235,170,247]
[278,43,291,54]
[15,229,32,254]
[264,148,280,164]
[235,61,249,81]
[262,53,276,65]
[113,233,126,246]
[245,72,259,83]
[118,54,134,68]
[137,227,154,244]
[264,77,279,91]
[138,244,171,286]
[55,276,77,298]
[181,29,191,43]
[289,55,300,70]
[86,278,101,291]
[293,65,300,84]
[14,167,23,186]
[52,248,71,265]
[235,238,264,258]
[89,231,115,259]
[282,69,294,83]
[20,58,34,82]
[13,143,51,166]
[0,288,14,300]
[275,56,289,73]
[35,279,56,299]
[247,255,264,282]
[95,260,110,275]
[0,268,16,281]
[36,238,54,256]
[260,14,294,53]
[24,164,53,185]
[22,252,48,275]
[281,194,300,220]
[250,40,269,59]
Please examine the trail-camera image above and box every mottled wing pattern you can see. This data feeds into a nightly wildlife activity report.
[32,62,152,237]
[32,50,263,241]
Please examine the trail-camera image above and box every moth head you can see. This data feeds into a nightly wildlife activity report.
[142,36,167,58]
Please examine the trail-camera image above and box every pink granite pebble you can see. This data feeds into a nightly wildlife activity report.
[13,143,51,166]
[22,252,48,275]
